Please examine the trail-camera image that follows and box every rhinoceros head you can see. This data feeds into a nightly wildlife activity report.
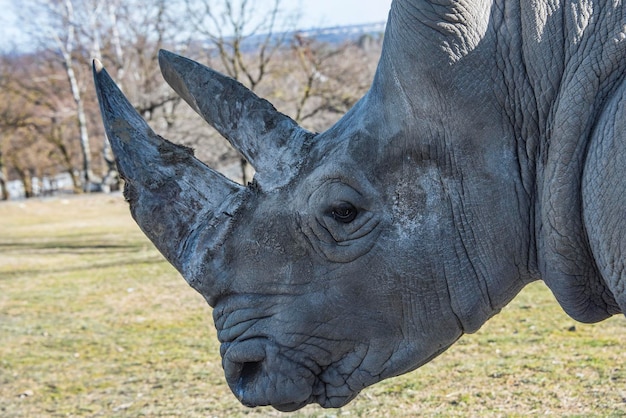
[93,30,532,409]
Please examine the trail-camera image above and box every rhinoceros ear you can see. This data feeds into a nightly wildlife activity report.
[158,49,314,189]
[93,60,246,289]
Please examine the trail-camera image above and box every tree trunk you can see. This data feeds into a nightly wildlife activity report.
[69,80,93,186]
[98,2,124,192]
[13,165,33,198]
[56,142,82,194]
[0,151,8,201]
[0,179,7,200]
[58,0,96,192]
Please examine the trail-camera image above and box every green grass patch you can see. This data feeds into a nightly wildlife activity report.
[0,194,624,417]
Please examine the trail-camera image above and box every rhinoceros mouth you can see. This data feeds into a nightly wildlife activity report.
[218,334,381,410]
[213,296,385,410]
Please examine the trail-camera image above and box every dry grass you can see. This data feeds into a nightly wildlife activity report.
[0,193,624,417]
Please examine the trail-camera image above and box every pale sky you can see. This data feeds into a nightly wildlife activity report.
[297,0,392,29]
[0,0,21,51]
[0,0,393,52]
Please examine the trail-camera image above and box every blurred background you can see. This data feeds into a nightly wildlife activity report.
[0,0,391,198]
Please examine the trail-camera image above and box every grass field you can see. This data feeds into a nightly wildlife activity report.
[1,193,624,417]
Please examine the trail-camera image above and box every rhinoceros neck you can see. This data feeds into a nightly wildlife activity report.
[505,2,626,322]
[379,0,623,322]
[492,1,625,322]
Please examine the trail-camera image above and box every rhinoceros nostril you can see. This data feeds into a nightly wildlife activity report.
[223,340,267,403]
[238,360,262,388]
[240,361,262,381]
[231,359,266,406]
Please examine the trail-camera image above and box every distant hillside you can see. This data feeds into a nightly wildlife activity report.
[290,22,386,44]
[236,22,387,51]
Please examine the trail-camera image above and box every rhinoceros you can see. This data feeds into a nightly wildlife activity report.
[93,0,626,411]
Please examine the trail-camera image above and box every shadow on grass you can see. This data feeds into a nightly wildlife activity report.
[0,226,151,254]
[0,256,166,279]
[0,241,142,253]
[0,231,167,279]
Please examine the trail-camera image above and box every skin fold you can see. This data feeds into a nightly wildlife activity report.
[93,0,625,410]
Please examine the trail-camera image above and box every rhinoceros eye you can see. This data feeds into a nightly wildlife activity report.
[331,202,358,223]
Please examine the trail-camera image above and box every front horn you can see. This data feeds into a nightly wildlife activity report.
[93,60,247,299]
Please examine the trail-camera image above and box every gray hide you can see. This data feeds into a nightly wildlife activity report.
[93,0,626,411]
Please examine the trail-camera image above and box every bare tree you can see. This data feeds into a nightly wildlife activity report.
[14,0,194,193]
[0,52,84,197]
[286,34,382,131]
[46,0,99,190]
[0,63,31,199]
[0,0,382,197]
[183,0,299,184]
[184,0,295,88]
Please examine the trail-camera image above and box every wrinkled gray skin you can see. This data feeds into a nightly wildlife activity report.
[93,0,626,411]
